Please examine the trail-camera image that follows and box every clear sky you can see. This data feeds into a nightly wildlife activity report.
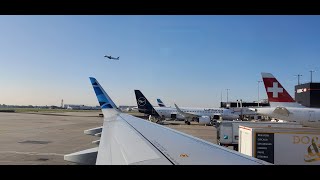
[1,15,320,107]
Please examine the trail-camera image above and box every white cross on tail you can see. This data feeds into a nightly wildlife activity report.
[267,82,283,98]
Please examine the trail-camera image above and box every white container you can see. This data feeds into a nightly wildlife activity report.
[239,126,320,165]
[217,121,302,150]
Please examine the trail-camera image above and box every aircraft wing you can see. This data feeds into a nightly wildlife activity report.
[174,103,200,119]
[64,77,270,165]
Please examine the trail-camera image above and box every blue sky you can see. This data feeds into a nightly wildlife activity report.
[1,15,320,107]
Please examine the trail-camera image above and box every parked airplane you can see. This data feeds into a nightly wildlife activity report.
[134,90,240,125]
[64,77,270,165]
[104,55,119,60]
[174,103,211,125]
[251,72,320,127]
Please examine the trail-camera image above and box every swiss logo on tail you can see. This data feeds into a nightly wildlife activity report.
[261,73,295,103]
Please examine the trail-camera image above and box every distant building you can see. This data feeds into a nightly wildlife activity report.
[49,105,61,109]
[220,100,270,121]
[64,104,100,110]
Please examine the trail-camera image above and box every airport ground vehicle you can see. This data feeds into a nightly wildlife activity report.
[239,125,320,164]
[216,121,302,151]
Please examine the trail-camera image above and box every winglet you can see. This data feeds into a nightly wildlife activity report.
[89,77,119,112]
[174,103,183,114]
[174,103,200,119]
[174,103,188,118]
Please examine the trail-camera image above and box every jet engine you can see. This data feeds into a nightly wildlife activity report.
[198,116,211,125]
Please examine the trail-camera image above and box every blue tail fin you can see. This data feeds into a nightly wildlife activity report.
[157,99,166,107]
[134,90,160,117]
[89,77,118,110]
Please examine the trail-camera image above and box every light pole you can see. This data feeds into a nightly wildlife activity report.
[257,81,262,107]
[310,70,315,83]
[294,74,302,85]
[226,89,230,103]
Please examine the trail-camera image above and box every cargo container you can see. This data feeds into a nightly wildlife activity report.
[239,126,320,165]
[216,121,302,151]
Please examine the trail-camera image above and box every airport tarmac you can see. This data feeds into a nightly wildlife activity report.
[0,111,222,165]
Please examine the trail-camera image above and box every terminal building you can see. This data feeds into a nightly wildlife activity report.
[220,100,269,108]
[220,100,270,121]
[295,82,320,108]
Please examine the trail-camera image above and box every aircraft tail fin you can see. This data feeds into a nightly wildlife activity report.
[261,73,304,107]
[157,99,166,107]
[134,90,160,117]
[89,77,120,117]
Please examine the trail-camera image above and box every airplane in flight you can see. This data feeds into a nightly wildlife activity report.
[134,90,240,125]
[250,72,320,127]
[104,55,119,60]
[63,77,270,165]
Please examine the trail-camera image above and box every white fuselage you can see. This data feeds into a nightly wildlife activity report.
[154,106,239,120]
[255,107,320,128]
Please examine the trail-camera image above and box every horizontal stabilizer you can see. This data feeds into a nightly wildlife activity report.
[64,147,98,165]
[84,126,103,136]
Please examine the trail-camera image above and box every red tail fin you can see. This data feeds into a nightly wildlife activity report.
[261,73,295,103]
